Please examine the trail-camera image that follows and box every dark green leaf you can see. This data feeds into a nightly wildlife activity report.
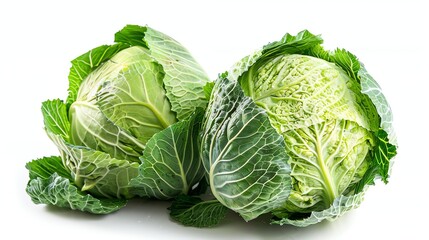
[261,29,323,60]
[329,48,360,82]
[188,178,209,196]
[114,24,148,48]
[169,195,228,228]
[203,81,215,100]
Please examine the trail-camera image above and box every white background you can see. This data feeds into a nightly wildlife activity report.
[1,0,427,239]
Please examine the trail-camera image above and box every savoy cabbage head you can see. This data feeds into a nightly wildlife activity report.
[26,25,209,213]
[171,30,397,227]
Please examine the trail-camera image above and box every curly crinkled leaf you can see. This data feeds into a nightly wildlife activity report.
[27,173,126,214]
[322,50,397,184]
[353,130,397,191]
[201,77,291,221]
[130,110,204,199]
[225,29,397,225]
[169,195,228,228]
[307,47,397,185]
[230,30,323,98]
[228,49,262,83]
[272,192,365,227]
[279,120,373,213]
[26,156,126,214]
[262,30,323,60]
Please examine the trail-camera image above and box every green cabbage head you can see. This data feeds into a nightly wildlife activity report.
[192,30,397,227]
[25,25,209,214]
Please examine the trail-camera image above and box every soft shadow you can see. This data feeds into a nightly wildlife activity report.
[40,198,355,239]
[112,199,351,240]
[44,205,107,221]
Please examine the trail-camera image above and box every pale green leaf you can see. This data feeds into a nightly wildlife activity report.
[68,100,145,163]
[67,44,129,107]
[94,46,177,144]
[144,27,210,120]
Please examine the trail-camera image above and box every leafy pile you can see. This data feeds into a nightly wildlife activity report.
[26,25,397,228]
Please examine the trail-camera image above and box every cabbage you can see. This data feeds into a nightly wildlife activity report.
[171,30,397,227]
[25,25,209,213]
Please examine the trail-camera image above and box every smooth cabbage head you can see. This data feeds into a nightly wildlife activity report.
[70,46,176,164]
[199,30,396,227]
[26,25,209,214]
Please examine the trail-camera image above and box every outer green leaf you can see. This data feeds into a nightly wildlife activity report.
[26,156,70,180]
[130,110,205,199]
[359,67,397,145]
[67,43,129,108]
[327,51,397,184]
[262,30,323,60]
[27,173,126,214]
[26,156,126,214]
[230,30,322,94]
[144,27,210,120]
[42,100,140,198]
[203,81,215,100]
[228,49,262,82]
[329,49,361,82]
[352,130,396,191]
[114,24,149,48]
[169,195,228,228]
[41,99,70,141]
[48,132,140,199]
[272,192,365,227]
[371,129,397,183]
[201,77,291,221]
